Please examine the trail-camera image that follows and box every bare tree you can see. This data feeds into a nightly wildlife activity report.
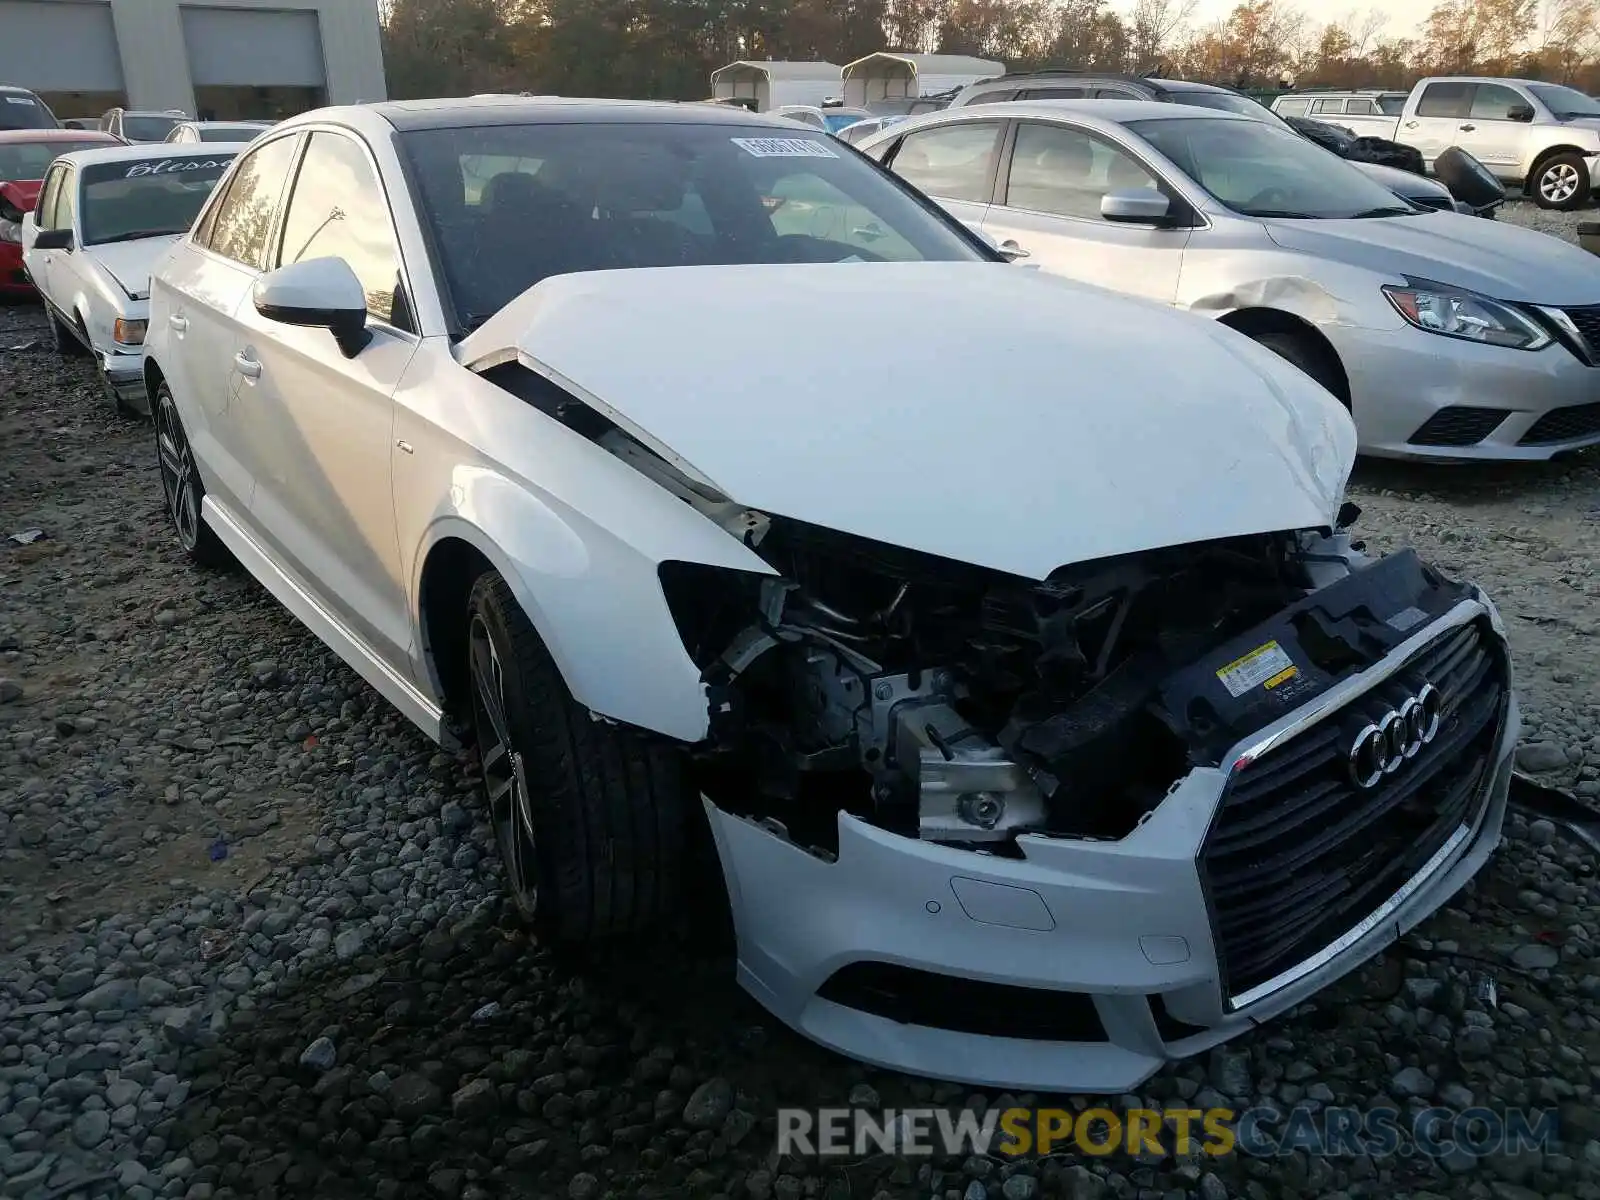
[1129,0,1199,71]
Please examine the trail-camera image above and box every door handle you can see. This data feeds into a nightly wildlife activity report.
[233,351,261,380]
[168,314,188,332]
[997,239,1031,261]
[1404,120,1419,129]
[1460,123,1476,132]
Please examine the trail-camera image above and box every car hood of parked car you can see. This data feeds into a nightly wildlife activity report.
[1263,211,1600,306]
[85,233,182,301]
[458,261,1356,579]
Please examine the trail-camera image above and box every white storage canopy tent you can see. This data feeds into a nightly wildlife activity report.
[710,61,841,112]
[840,53,1003,106]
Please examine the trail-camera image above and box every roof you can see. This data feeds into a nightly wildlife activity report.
[843,53,1003,76]
[710,61,840,83]
[52,142,248,168]
[866,98,1254,142]
[0,129,118,146]
[356,95,804,133]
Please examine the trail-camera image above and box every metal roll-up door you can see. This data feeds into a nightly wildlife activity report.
[0,1,124,92]
[179,6,326,88]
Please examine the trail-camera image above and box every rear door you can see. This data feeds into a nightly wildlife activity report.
[153,132,303,516]
[1455,82,1532,174]
[1403,81,1472,165]
[881,119,1005,233]
[981,118,1190,305]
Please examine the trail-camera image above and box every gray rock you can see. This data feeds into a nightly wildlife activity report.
[1198,1175,1229,1200]
[71,1108,111,1149]
[1391,1066,1433,1098]
[452,1078,498,1121]
[1511,943,1560,970]
[298,1036,337,1072]
[1516,742,1570,773]
[76,979,138,1013]
[1061,1165,1106,1200]
[390,1073,443,1121]
[568,1173,600,1200]
[333,928,367,961]
[1002,1173,1039,1200]
[682,1077,734,1130]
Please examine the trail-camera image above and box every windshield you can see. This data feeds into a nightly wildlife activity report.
[79,155,234,244]
[0,93,56,131]
[1129,116,1414,218]
[0,141,89,182]
[123,116,183,141]
[401,121,988,331]
[1168,89,1287,126]
[1528,83,1600,118]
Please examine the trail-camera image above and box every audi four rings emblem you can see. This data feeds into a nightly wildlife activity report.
[1348,683,1444,789]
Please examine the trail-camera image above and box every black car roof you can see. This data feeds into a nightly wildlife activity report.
[373,97,803,133]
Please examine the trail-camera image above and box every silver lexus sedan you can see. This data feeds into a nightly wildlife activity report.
[860,101,1600,461]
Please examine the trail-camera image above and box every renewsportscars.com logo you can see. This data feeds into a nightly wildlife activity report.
[777,1105,1559,1160]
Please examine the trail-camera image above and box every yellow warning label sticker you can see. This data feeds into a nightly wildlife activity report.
[1216,640,1296,698]
[1264,666,1299,690]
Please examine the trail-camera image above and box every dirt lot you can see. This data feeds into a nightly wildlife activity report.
[3,214,1600,1200]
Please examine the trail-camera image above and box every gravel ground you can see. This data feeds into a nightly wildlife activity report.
[4,257,1600,1200]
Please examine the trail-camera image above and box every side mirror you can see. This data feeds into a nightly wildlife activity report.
[1508,104,1536,123]
[32,227,74,251]
[253,256,372,359]
[1101,189,1173,225]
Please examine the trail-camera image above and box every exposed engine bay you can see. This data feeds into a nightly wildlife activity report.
[660,502,1474,855]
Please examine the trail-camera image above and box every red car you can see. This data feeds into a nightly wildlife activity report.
[0,128,119,297]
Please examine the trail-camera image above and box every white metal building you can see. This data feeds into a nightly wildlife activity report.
[0,0,386,121]
[710,61,840,112]
[840,53,1002,107]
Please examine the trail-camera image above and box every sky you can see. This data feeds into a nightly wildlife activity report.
[1171,0,1427,37]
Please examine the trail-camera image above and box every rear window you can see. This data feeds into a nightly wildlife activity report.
[79,155,235,244]
[123,115,183,141]
[0,141,89,182]
[202,125,262,142]
[0,93,56,131]
[1378,94,1407,115]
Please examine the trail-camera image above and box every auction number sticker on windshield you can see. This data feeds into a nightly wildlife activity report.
[1216,640,1298,698]
[731,137,838,159]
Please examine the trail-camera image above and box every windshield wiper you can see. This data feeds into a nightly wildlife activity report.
[1349,206,1416,218]
[91,229,185,244]
[1244,209,1322,219]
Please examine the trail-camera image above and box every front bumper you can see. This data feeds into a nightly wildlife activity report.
[1331,323,1600,460]
[102,348,148,412]
[707,598,1517,1093]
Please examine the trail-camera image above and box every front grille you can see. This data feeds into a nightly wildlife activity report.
[1200,617,1506,1004]
[1520,402,1600,445]
[1407,406,1508,446]
[1558,305,1600,363]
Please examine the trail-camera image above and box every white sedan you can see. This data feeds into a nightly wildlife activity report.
[21,142,243,413]
[142,97,1516,1092]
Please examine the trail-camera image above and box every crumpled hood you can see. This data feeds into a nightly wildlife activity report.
[459,262,1356,580]
[1263,212,1600,305]
[0,179,41,215]
[84,234,181,300]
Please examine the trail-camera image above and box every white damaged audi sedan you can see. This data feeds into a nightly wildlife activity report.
[142,97,1519,1092]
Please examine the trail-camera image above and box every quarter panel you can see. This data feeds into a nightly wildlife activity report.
[392,343,776,744]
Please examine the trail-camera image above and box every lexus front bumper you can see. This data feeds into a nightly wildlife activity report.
[706,598,1518,1093]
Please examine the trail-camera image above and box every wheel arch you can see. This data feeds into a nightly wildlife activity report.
[1217,306,1352,408]
[1526,144,1592,186]
[143,353,167,397]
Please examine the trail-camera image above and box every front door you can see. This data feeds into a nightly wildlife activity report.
[1402,81,1474,168]
[1455,82,1533,173]
[982,119,1189,306]
[238,128,417,668]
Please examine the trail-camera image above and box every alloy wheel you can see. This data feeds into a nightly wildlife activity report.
[468,613,539,916]
[155,392,200,551]
[1542,162,1580,205]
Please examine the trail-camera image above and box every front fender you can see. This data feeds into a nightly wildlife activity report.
[409,474,774,746]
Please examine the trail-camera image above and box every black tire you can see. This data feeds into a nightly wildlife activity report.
[465,571,685,943]
[1531,151,1592,210]
[46,306,86,357]
[1249,329,1346,406]
[153,382,230,568]
[1433,146,1506,209]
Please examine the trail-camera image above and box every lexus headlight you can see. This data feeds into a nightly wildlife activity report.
[1383,281,1549,350]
